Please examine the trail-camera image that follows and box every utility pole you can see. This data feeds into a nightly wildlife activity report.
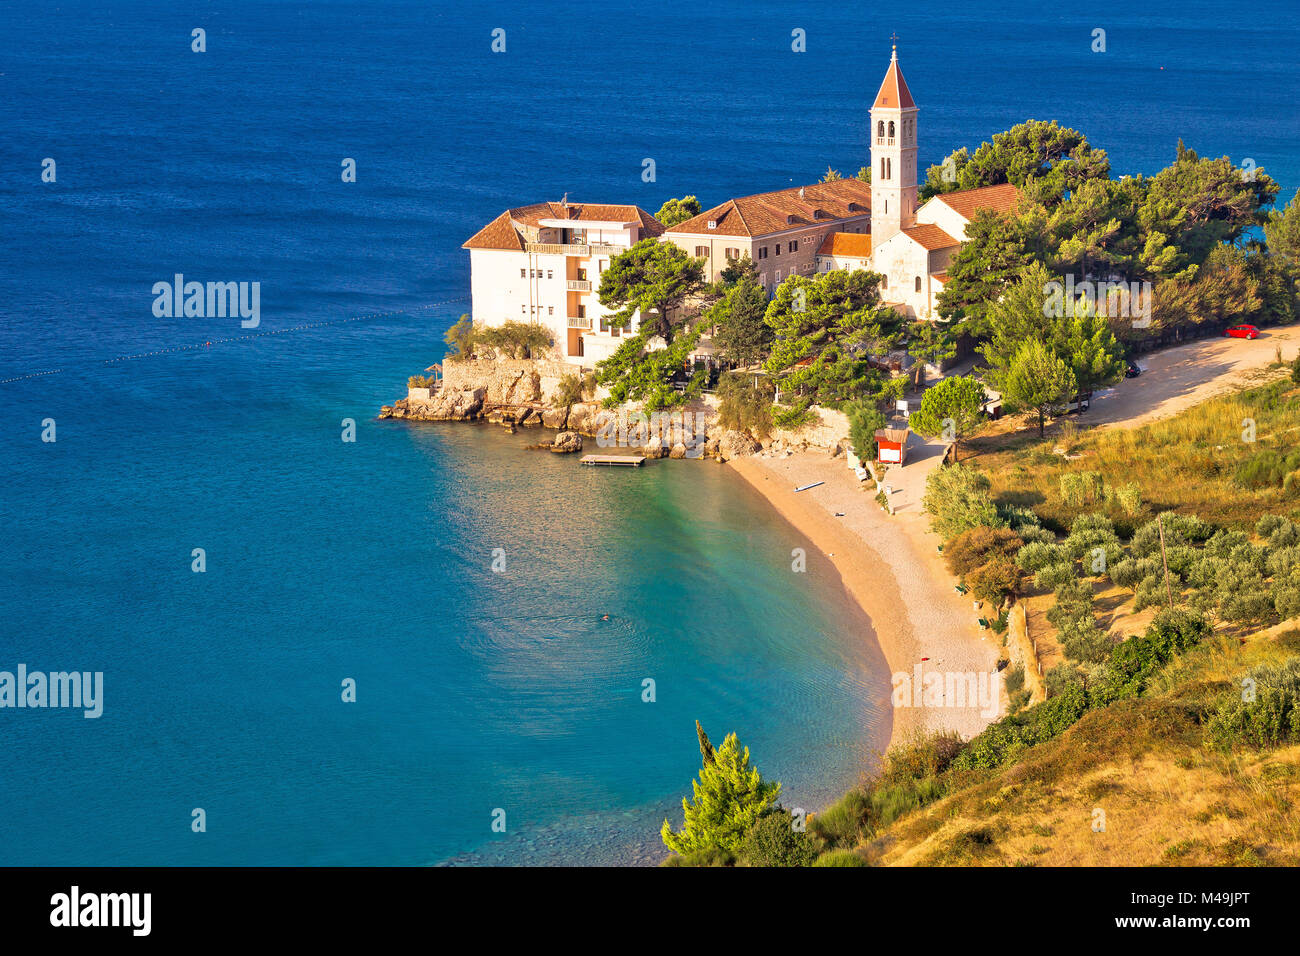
[1157,513,1175,610]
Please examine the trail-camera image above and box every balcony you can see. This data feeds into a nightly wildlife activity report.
[567,316,591,329]
[875,137,896,147]
[566,279,592,292]
[526,242,625,257]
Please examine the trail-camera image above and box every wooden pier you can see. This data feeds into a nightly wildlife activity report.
[580,455,647,467]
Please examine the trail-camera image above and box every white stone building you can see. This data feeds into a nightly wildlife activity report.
[462,201,665,364]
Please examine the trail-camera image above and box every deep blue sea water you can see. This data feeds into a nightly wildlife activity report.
[0,1,1296,865]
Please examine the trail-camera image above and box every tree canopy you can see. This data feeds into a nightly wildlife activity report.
[596,238,704,345]
[908,375,987,460]
[763,270,904,417]
[1000,338,1077,437]
[661,725,781,856]
[654,196,702,228]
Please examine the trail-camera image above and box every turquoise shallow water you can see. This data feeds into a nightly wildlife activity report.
[1,0,1295,864]
[0,337,889,865]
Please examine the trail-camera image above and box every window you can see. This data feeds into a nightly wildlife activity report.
[520,268,526,278]
[880,157,886,180]
[775,269,781,282]
[758,247,768,260]
[888,120,895,138]
[774,244,780,256]
[521,304,526,313]
[598,259,607,273]
[915,276,922,292]
[695,246,709,257]
[548,306,554,315]
[547,270,553,279]
[788,240,798,252]
[725,247,740,259]
[877,120,884,138]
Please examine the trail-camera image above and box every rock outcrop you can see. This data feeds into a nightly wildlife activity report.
[550,431,583,454]
[379,357,852,466]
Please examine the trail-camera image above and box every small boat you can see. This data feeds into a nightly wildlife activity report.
[793,481,824,493]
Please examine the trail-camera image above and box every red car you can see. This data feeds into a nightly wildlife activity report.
[1224,324,1260,339]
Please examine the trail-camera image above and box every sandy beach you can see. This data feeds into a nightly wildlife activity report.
[727,443,1002,751]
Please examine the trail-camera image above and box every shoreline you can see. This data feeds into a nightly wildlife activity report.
[726,450,1003,751]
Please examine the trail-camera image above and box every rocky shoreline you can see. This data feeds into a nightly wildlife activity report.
[377,357,851,463]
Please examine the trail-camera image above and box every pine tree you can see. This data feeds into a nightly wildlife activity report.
[661,727,781,855]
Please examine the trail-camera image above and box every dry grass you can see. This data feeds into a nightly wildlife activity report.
[864,620,1300,866]
[968,373,1300,534]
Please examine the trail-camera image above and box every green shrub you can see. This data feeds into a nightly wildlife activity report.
[1005,664,1026,695]
[739,809,819,867]
[1060,620,1114,664]
[967,555,1022,605]
[922,463,1004,541]
[1017,541,1068,573]
[1036,562,1077,591]
[553,373,588,408]
[1131,513,1212,558]
[812,850,868,867]
[1275,586,1300,620]
[1270,521,1300,549]
[661,848,736,867]
[407,374,437,389]
[473,320,554,359]
[945,526,1025,578]
[1059,471,1105,507]
[1109,557,1160,590]
[1236,448,1300,490]
[716,372,775,438]
[809,790,870,848]
[1044,662,1083,698]
[1256,513,1288,538]
[954,609,1210,769]
[443,313,474,359]
[1205,659,1300,749]
[845,399,887,462]
[1114,482,1143,516]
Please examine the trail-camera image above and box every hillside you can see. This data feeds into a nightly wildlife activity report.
[812,373,1300,867]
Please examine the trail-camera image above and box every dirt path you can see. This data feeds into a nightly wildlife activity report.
[1088,327,1300,429]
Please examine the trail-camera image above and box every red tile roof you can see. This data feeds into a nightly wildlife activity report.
[901,224,960,251]
[463,201,664,250]
[931,183,1022,222]
[816,232,873,257]
[665,180,872,238]
[873,52,915,110]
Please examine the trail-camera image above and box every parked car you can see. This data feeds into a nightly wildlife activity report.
[1224,324,1261,339]
[1063,391,1092,414]
[1125,362,1143,378]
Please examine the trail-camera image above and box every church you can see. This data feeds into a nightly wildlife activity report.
[861,43,1020,319]
[462,45,1023,368]
[664,43,1021,321]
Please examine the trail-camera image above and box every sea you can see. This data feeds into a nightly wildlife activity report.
[0,0,1296,865]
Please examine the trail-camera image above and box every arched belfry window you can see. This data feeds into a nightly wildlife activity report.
[888,120,895,138]
[877,120,884,138]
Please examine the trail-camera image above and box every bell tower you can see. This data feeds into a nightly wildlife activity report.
[869,39,919,245]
